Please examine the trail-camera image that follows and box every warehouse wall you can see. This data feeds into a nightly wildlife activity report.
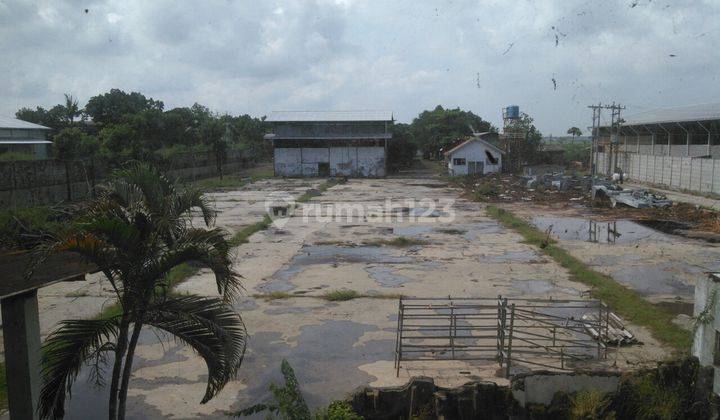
[274,146,386,177]
[595,151,720,194]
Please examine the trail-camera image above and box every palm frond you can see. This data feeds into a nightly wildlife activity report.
[145,295,246,404]
[146,227,242,301]
[39,317,121,420]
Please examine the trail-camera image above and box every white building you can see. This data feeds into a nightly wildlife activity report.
[444,133,504,176]
[264,111,393,178]
[693,272,720,394]
[0,116,52,158]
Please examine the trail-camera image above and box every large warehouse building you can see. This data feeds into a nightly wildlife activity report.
[264,111,393,177]
[594,103,720,194]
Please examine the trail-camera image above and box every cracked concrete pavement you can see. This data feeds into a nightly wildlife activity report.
[5,176,676,419]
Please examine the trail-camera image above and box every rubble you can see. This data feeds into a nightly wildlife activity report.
[592,184,672,209]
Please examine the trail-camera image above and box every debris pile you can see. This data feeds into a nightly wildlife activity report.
[592,184,672,209]
[582,311,636,346]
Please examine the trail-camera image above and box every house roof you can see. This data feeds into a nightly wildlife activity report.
[0,115,51,130]
[266,110,393,122]
[602,103,720,127]
[444,136,505,157]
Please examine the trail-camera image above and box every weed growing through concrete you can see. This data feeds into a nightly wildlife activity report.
[486,205,692,351]
[229,214,273,247]
[323,289,361,301]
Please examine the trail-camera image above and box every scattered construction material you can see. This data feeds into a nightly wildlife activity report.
[592,184,672,208]
[581,311,636,346]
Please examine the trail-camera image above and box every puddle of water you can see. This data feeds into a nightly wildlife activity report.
[365,266,413,287]
[393,225,434,236]
[655,300,694,316]
[257,245,414,292]
[533,216,673,245]
[608,263,695,298]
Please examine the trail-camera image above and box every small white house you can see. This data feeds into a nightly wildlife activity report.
[444,133,504,176]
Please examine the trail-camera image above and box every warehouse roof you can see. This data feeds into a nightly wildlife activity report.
[266,110,393,122]
[618,103,720,126]
[0,115,51,130]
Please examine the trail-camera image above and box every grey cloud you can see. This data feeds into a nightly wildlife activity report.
[0,0,719,135]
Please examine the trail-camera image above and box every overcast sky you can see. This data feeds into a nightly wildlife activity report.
[1,0,718,135]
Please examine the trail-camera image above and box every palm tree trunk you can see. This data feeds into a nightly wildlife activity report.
[109,315,130,420]
[118,321,143,420]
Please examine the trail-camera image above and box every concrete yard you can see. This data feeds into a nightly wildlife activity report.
[13,176,680,419]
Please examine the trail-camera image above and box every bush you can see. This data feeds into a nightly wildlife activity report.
[315,401,363,420]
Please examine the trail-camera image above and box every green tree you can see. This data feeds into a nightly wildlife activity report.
[53,128,100,200]
[16,106,67,130]
[499,112,543,171]
[410,105,494,159]
[35,163,245,420]
[85,89,164,126]
[387,123,417,172]
[99,124,138,157]
[567,126,582,139]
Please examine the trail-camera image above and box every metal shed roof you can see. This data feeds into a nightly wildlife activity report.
[620,103,720,126]
[0,116,51,130]
[266,110,393,122]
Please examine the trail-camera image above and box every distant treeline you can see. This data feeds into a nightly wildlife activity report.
[15,89,270,172]
[15,92,546,172]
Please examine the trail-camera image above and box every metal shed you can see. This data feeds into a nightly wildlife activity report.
[0,116,52,159]
[264,111,393,178]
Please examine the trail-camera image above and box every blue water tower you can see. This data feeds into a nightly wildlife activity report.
[506,105,520,119]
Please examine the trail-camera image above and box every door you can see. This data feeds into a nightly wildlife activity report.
[318,162,330,177]
[468,161,484,174]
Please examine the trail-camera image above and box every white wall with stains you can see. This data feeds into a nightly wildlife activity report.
[274,146,386,177]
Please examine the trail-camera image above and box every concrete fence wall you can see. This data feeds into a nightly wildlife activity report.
[595,151,720,195]
[0,150,254,209]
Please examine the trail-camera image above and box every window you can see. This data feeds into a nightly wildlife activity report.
[485,151,498,164]
[453,158,466,165]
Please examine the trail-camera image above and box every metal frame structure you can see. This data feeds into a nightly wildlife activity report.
[394,296,608,378]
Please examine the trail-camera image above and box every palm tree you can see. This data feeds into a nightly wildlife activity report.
[567,126,582,139]
[34,163,246,420]
[63,93,81,125]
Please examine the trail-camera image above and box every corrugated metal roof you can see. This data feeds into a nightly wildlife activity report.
[0,140,52,144]
[266,110,393,122]
[620,103,720,126]
[0,115,51,130]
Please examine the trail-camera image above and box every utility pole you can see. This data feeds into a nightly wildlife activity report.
[587,102,625,180]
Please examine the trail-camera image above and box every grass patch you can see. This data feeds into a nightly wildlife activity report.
[323,289,361,301]
[192,174,250,191]
[192,164,274,191]
[228,214,273,247]
[65,290,90,298]
[363,236,429,247]
[486,205,692,351]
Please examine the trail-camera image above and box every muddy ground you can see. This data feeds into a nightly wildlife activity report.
[6,173,702,419]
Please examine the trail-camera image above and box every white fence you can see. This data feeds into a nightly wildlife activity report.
[595,152,720,195]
